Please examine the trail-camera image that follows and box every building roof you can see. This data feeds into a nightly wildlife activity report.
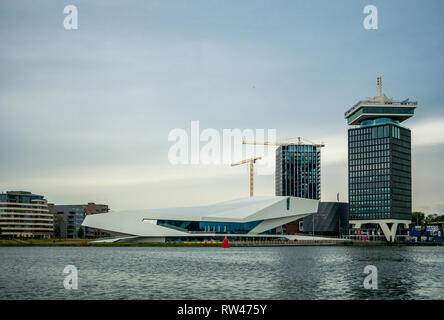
[345,96,417,126]
[82,196,319,237]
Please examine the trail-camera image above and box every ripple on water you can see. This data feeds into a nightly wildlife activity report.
[0,246,443,299]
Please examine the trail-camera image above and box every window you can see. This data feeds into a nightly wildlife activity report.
[378,126,383,138]
[392,126,400,139]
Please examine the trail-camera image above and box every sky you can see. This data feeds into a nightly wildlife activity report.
[0,0,443,213]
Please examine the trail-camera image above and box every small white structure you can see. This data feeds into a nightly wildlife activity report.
[82,196,322,242]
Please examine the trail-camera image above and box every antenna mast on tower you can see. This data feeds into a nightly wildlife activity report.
[377,76,382,96]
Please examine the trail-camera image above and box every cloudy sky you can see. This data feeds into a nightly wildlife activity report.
[1,0,443,213]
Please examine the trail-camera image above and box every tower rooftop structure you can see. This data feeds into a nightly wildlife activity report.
[344,76,417,126]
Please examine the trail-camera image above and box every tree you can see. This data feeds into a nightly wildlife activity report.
[54,215,65,238]
[425,214,438,224]
[424,214,444,224]
[412,211,425,225]
[77,226,84,239]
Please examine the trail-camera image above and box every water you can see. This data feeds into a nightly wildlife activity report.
[0,246,443,299]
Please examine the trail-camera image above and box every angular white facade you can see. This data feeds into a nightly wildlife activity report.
[82,196,319,241]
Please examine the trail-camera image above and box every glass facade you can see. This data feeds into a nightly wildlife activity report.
[348,122,412,221]
[157,219,264,234]
[275,145,321,200]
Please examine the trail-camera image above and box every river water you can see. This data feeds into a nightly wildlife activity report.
[0,246,443,299]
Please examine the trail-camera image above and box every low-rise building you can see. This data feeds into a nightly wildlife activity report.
[285,202,349,237]
[82,196,321,243]
[302,202,349,237]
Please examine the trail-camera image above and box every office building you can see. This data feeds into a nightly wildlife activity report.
[49,205,86,238]
[344,77,417,241]
[275,144,321,200]
[276,142,322,234]
[49,202,110,238]
[0,191,53,238]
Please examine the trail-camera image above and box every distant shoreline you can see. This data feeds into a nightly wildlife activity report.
[0,239,443,247]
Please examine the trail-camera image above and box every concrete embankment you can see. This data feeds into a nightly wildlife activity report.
[228,240,389,246]
[1,239,442,247]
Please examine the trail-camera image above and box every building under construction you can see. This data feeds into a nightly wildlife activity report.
[275,139,322,200]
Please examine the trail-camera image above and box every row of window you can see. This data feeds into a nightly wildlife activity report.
[349,125,390,137]
[349,150,390,162]
[391,165,411,174]
[351,213,391,219]
[350,161,390,171]
[0,210,51,214]
[0,196,45,203]
[350,179,390,186]
[281,171,318,176]
[392,155,411,164]
[350,144,389,155]
[0,225,53,229]
[350,207,391,212]
[0,204,48,208]
[349,153,389,163]
[349,138,390,148]
[349,175,390,184]
[392,141,411,151]
[350,193,390,201]
[282,154,320,160]
[392,189,412,197]
[282,145,318,152]
[350,199,390,206]
[0,220,53,225]
[350,188,391,196]
[350,163,390,172]
[350,170,390,178]
[392,175,411,185]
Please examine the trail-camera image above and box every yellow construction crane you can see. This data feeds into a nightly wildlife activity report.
[242,136,325,148]
[231,157,262,197]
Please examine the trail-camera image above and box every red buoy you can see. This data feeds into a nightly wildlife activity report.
[222,237,230,248]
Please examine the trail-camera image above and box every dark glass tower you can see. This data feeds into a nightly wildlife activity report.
[275,144,321,200]
[348,123,411,220]
[344,77,417,241]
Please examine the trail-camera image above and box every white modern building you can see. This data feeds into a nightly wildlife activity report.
[82,196,322,242]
